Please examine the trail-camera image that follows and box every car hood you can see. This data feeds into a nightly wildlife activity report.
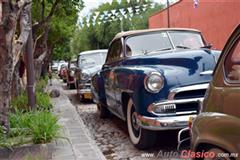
[82,65,102,77]
[123,49,221,88]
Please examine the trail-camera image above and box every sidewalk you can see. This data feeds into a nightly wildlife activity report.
[48,79,106,160]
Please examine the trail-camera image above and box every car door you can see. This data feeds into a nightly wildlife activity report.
[101,39,123,113]
[210,25,240,118]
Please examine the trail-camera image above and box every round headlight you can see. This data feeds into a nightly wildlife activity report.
[81,72,90,81]
[144,72,164,93]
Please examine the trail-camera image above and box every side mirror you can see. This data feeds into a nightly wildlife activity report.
[204,43,213,49]
[102,64,110,70]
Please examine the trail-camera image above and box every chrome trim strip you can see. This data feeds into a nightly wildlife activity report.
[200,70,213,76]
[178,127,190,144]
[168,83,209,100]
[177,127,190,151]
[148,98,203,116]
[137,114,197,131]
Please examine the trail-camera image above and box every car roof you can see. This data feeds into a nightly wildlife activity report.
[79,49,108,56]
[112,28,201,41]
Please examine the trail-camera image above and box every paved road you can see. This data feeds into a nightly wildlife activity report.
[60,79,188,160]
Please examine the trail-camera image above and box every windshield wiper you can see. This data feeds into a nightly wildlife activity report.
[144,48,172,55]
[176,45,190,49]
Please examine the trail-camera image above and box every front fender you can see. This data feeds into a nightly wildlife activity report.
[114,66,169,117]
[191,112,240,153]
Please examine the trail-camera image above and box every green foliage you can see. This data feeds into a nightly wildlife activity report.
[11,92,28,111]
[36,92,53,111]
[11,78,52,111]
[28,111,60,144]
[2,110,60,147]
[36,77,48,93]
[32,0,84,61]
[0,126,3,140]
[9,110,32,137]
[70,0,164,54]
[11,91,52,112]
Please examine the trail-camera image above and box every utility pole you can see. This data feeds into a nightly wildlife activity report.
[121,19,123,32]
[26,5,36,110]
[167,0,170,28]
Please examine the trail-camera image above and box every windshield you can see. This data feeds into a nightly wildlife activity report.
[168,31,205,49]
[78,52,107,68]
[125,31,206,56]
[126,32,173,56]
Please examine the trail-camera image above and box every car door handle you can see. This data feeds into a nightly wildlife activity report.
[200,70,213,76]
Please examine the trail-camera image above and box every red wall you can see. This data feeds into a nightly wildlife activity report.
[149,0,240,50]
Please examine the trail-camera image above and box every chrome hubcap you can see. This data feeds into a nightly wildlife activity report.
[131,112,140,131]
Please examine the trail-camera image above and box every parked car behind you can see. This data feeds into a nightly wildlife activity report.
[67,59,77,89]
[51,61,58,72]
[178,25,240,159]
[76,49,107,101]
[59,64,68,82]
[91,28,221,149]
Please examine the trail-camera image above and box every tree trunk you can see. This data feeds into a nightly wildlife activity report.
[0,0,33,134]
[0,2,17,134]
[11,62,22,97]
[34,26,49,80]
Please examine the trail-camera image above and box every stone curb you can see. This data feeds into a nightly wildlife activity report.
[49,79,106,160]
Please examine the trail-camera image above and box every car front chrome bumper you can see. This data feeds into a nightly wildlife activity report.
[137,97,203,131]
[79,88,91,94]
[137,114,197,131]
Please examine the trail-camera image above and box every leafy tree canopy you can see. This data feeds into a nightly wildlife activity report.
[32,0,84,61]
[70,0,163,55]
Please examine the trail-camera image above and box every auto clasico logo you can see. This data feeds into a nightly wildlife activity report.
[141,150,216,159]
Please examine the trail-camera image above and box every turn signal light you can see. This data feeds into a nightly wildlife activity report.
[188,116,193,129]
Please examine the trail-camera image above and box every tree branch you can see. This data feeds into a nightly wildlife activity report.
[33,31,44,53]
[13,0,32,67]
[41,0,45,21]
[33,0,60,28]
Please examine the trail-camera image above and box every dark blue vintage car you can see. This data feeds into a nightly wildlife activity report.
[91,28,221,149]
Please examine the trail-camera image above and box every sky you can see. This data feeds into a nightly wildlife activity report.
[79,0,178,18]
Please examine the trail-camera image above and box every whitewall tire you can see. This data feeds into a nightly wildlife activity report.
[127,98,156,149]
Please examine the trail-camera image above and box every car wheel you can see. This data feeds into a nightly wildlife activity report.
[97,104,110,118]
[127,98,156,149]
[79,94,85,102]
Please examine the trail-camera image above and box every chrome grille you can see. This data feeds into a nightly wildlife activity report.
[174,89,206,100]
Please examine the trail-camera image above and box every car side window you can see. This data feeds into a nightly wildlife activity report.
[224,37,240,83]
[105,39,123,64]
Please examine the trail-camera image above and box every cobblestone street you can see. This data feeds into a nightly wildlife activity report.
[60,80,182,160]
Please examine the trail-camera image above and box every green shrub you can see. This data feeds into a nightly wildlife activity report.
[11,92,28,111]
[9,111,60,144]
[0,126,3,140]
[11,91,52,112]
[36,77,48,93]
[28,111,60,144]
[9,110,32,137]
[36,92,52,111]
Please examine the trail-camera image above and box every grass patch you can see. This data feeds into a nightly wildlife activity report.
[0,78,60,148]
[0,111,60,148]
[28,111,60,144]
[11,92,52,112]
[36,77,48,93]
